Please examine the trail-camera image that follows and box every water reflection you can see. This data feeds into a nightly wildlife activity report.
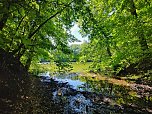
[37,72,152,114]
[39,72,85,90]
[2,71,151,113]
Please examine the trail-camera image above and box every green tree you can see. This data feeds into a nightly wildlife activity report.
[70,44,81,61]
[0,0,87,70]
[78,0,152,74]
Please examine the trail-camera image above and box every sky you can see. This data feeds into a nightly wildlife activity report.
[69,24,88,45]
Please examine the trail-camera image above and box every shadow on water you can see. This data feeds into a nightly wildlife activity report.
[0,71,152,114]
[37,72,152,114]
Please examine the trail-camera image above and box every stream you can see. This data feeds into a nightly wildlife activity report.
[1,70,151,114]
[37,72,152,114]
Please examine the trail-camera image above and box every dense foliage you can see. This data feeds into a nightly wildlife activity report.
[1,1,152,114]
[0,0,151,75]
[79,0,152,75]
[0,0,85,70]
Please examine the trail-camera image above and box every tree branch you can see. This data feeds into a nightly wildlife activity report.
[28,0,73,39]
[28,10,62,39]
[12,1,73,55]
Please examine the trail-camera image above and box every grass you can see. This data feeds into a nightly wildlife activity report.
[70,62,91,73]
[30,62,92,74]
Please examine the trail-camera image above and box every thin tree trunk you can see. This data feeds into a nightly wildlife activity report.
[130,0,149,51]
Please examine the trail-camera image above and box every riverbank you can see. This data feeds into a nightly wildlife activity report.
[0,69,152,113]
[79,72,152,102]
[26,72,152,114]
[36,72,152,113]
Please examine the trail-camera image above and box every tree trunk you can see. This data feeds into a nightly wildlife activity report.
[130,0,149,51]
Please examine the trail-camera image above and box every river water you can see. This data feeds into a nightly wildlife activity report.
[1,70,151,114]
[37,72,152,114]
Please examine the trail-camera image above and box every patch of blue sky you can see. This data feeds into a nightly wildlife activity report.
[69,24,88,45]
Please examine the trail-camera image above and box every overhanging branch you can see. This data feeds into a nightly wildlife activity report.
[28,0,73,39]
